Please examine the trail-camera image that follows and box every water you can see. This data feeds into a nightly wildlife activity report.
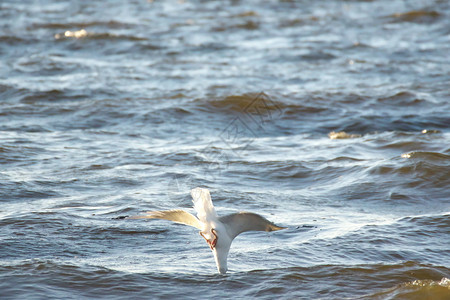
[1,0,449,299]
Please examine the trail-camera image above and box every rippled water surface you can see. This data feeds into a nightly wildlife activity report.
[1,0,449,299]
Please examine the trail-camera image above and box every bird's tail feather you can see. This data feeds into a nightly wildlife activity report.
[191,187,217,222]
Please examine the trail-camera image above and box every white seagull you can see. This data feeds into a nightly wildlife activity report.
[131,187,286,274]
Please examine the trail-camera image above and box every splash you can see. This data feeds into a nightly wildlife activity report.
[407,278,450,288]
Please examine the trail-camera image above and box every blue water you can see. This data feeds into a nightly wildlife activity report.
[1,0,449,299]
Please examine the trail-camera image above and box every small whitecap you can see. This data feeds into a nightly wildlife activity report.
[55,29,87,39]
[401,152,412,158]
[438,277,450,287]
[328,131,361,139]
[421,129,440,134]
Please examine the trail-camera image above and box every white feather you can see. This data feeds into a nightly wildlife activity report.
[190,187,217,223]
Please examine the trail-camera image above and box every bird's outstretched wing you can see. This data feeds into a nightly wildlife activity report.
[129,209,203,230]
[219,212,286,240]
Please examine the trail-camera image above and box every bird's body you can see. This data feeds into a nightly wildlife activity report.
[130,187,286,274]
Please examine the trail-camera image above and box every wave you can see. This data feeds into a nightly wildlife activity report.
[198,92,285,113]
[1,260,448,299]
[191,91,450,134]
[377,91,433,107]
[366,277,450,299]
[368,156,449,190]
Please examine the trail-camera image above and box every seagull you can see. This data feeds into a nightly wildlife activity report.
[130,187,286,274]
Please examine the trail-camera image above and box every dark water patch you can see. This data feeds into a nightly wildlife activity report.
[299,51,336,61]
[77,225,168,237]
[0,183,61,201]
[377,140,435,152]
[229,11,259,19]
[387,10,442,24]
[278,16,320,28]
[19,89,87,104]
[377,91,434,107]
[0,34,38,46]
[142,105,194,125]
[84,164,113,171]
[328,156,365,163]
[0,212,68,228]
[235,20,260,30]
[212,20,260,32]
[135,42,166,52]
[187,42,234,54]
[109,177,143,188]
[198,92,283,114]
[204,94,328,124]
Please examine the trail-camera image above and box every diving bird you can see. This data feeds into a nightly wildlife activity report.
[130,187,286,274]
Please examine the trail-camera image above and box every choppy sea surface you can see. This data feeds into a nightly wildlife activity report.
[1,0,449,299]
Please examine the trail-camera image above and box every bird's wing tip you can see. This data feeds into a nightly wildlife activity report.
[127,211,161,219]
[270,225,288,231]
[127,215,145,219]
